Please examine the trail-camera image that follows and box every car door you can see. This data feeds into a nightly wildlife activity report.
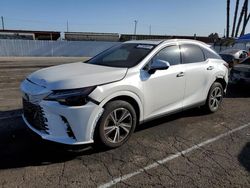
[141,45,186,120]
[180,43,213,108]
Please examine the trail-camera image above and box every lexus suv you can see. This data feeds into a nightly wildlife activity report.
[21,39,228,148]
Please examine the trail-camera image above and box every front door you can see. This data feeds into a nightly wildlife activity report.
[141,45,186,120]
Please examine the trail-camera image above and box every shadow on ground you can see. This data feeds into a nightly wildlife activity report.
[0,107,209,170]
[0,113,103,169]
[238,142,250,172]
[0,82,248,170]
[226,83,250,98]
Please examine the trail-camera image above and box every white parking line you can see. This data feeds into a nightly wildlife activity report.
[99,122,250,188]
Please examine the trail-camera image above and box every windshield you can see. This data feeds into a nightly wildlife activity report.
[85,43,156,68]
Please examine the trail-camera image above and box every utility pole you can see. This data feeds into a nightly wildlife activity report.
[1,16,4,30]
[66,20,69,32]
[134,20,138,35]
[149,25,151,35]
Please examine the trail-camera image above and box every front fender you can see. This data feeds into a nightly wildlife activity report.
[90,88,144,122]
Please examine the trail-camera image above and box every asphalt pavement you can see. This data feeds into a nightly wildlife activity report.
[0,57,249,188]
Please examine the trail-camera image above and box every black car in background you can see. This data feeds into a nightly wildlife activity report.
[219,49,248,68]
[230,57,250,84]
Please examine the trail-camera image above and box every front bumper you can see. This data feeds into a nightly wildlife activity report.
[22,100,104,145]
[21,80,104,145]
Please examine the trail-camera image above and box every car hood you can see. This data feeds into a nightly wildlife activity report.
[233,64,250,72]
[27,62,127,90]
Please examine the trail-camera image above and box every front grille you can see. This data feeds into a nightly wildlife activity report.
[23,98,49,133]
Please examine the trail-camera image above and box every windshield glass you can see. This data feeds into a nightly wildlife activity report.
[85,43,156,68]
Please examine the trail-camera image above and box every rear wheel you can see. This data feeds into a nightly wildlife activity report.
[204,82,224,113]
[95,100,137,148]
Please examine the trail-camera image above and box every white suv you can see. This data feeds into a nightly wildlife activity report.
[21,39,228,148]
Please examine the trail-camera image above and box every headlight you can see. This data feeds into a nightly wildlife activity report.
[44,86,96,106]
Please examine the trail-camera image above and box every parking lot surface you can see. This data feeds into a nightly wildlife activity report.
[0,57,249,188]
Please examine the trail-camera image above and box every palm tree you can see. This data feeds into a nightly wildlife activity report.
[241,0,249,35]
[232,0,240,37]
[226,0,230,38]
[235,0,248,37]
[240,12,250,35]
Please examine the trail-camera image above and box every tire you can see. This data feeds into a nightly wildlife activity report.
[94,100,137,148]
[204,82,224,113]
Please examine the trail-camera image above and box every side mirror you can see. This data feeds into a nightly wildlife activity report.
[148,59,170,74]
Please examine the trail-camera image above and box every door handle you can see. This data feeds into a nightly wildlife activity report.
[176,72,184,77]
[207,66,214,70]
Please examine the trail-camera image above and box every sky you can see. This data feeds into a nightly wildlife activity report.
[0,0,249,37]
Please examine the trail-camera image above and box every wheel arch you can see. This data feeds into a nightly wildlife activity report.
[214,77,227,92]
[99,91,143,122]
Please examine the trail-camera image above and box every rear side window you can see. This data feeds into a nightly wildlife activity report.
[153,45,181,66]
[202,47,221,60]
[220,54,234,62]
[181,44,205,64]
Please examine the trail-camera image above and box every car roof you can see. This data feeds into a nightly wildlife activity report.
[124,40,164,45]
[125,39,209,47]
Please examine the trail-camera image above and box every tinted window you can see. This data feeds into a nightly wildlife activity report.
[202,47,221,60]
[86,43,155,68]
[153,45,181,66]
[220,54,234,63]
[181,44,205,64]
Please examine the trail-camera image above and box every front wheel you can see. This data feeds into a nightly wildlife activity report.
[204,82,224,113]
[95,100,137,148]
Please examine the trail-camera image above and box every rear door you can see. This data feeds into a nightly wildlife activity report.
[180,43,211,108]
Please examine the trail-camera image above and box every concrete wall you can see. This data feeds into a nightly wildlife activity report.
[0,39,121,57]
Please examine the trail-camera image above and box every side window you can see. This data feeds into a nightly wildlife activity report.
[202,47,221,60]
[153,45,181,66]
[181,44,205,64]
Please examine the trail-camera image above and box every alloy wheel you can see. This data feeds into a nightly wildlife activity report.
[209,86,223,111]
[103,108,132,143]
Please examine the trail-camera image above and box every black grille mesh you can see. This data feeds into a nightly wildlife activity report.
[23,98,49,133]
